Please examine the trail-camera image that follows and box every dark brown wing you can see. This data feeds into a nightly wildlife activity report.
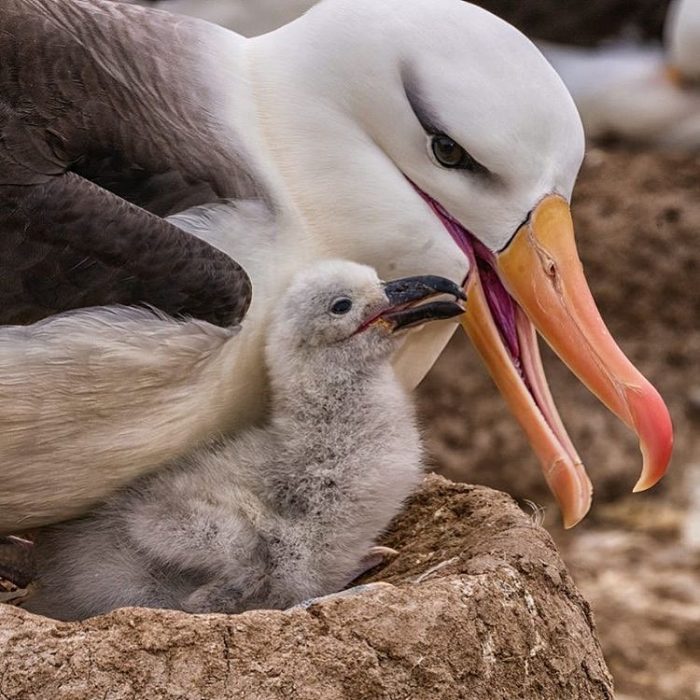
[0,0,259,325]
[0,174,251,325]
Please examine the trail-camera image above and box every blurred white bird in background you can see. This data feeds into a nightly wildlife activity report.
[540,0,700,147]
[667,0,700,81]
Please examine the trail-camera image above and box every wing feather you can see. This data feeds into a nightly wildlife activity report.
[0,0,260,324]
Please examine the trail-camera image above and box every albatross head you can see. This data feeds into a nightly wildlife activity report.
[249,0,673,526]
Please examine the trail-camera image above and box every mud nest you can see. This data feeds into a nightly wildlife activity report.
[0,476,612,700]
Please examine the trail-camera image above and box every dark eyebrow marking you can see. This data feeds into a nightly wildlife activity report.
[402,65,446,135]
[400,63,494,181]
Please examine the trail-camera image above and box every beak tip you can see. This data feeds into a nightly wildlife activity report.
[562,514,584,530]
[547,460,593,529]
[561,495,592,529]
[630,397,674,494]
[632,469,666,494]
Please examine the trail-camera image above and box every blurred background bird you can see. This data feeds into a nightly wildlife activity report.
[541,0,700,148]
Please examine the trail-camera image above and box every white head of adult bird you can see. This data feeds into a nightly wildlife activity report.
[0,0,673,530]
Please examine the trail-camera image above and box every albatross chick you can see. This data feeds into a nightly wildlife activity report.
[24,262,465,620]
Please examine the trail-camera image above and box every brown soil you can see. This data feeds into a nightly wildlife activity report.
[418,146,700,700]
[0,476,612,700]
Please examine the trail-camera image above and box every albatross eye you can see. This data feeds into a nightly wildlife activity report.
[431,135,482,172]
[330,297,353,315]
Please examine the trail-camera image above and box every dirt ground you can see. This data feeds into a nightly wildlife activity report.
[417,146,700,700]
[0,477,613,700]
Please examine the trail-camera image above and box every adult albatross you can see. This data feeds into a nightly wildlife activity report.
[0,0,673,531]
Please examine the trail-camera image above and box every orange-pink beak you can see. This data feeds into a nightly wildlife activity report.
[461,195,673,527]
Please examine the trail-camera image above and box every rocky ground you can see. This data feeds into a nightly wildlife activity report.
[0,476,613,700]
[418,146,700,699]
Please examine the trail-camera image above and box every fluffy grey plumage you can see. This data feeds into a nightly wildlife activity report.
[26,261,465,621]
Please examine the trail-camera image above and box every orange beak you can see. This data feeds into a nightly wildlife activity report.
[461,195,673,527]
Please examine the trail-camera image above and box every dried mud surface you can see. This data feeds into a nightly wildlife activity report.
[418,147,700,700]
[0,476,612,700]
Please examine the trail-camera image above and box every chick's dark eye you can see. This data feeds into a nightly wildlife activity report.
[431,135,476,170]
[330,297,353,315]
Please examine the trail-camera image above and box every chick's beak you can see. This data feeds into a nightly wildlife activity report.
[377,275,465,332]
[383,275,466,306]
